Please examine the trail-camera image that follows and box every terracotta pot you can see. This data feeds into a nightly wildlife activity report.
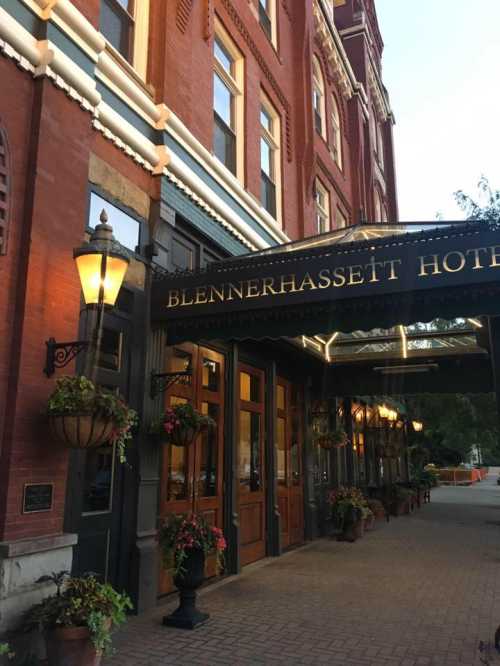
[45,626,101,666]
[49,414,115,449]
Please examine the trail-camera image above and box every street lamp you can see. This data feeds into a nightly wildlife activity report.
[73,211,129,308]
[412,420,424,432]
[44,210,129,376]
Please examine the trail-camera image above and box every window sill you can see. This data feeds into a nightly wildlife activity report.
[103,42,155,99]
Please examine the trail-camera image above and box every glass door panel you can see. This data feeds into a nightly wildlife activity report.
[239,410,261,492]
[276,416,287,485]
[198,402,219,498]
[165,396,190,503]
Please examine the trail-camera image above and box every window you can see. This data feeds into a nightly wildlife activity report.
[0,127,10,255]
[89,192,140,252]
[336,207,347,229]
[331,95,342,169]
[312,56,326,139]
[100,0,150,78]
[259,0,277,46]
[315,179,330,233]
[213,23,244,180]
[376,122,385,170]
[260,95,281,221]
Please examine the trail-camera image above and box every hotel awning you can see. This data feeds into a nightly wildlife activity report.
[151,221,500,344]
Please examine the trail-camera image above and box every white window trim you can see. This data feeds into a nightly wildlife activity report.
[214,17,245,183]
[315,178,330,233]
[331,94,343,170]
[101,0,150,81]
[313,56,327,141]
[260,91,282,226]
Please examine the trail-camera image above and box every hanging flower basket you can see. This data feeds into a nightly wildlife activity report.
[49,413,115,449]
[314,428,348,450]
[149,404,215,448]
[46,376,137,461]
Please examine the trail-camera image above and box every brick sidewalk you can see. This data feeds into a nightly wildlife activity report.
[106,476,500,665]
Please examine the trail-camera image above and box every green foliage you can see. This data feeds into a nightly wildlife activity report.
[149,403,215,440]
[159,513,226,578]
[454,176,500,222]
[0,643,14,660]
[21,572,132,656]
[406,392,499,465]
[47,376,137,462]
[327,486,367,528]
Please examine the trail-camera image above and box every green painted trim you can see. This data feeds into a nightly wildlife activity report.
[0,0,38,34]
[97,81,159,143]
[161,178,248,256]
[164,133,278,248]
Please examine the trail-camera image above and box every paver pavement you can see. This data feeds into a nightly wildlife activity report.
[106,471,500,665]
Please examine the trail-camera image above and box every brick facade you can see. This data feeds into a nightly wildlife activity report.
[0,0,398,625]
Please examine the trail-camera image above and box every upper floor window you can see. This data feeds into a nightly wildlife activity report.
[0,126,10,255]
[259,0,277,47]
[100,0,150,78]
[315,179,330,234]
[260,95,281,221]
[331,95,342,170]
[213,23,244,180]
[376,122,385,170]
[89,192,140,252]
[312,56,326,140]
[336,207,347,229]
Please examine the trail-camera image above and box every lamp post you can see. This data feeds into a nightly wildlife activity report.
[44,210,129,377]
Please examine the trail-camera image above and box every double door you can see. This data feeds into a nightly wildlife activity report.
[276,378,304,549]
[159,343,224,594]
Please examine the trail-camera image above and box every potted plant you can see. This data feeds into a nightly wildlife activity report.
[367,498,386,520]
[149,403,215,447]
[159,513,226,629]
[393,485,413,515]
[327,486,367,542]
[47,376,137,462]
[0,643,14,663]
[362,505,375,530]
[20,571,132,666]
[313,427,348,450]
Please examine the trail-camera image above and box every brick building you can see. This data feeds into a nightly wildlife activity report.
[0,0,398,630]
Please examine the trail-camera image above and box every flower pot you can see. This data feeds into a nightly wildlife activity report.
[168,426,200,448]
[49,414,115,449]
[163,548,209,629]
[364,514,375,530]
[45,626,102,666]
[337,506,363,542]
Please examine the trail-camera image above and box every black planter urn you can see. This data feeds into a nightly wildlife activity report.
[163,548,209,629]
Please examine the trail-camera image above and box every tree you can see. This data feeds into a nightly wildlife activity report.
[454,176,500,222]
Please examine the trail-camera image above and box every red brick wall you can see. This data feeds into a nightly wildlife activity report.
[0,65,95,541]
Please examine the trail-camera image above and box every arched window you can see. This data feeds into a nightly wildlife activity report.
[331,94,342,169]
[0,126,10,255]
[312,56,326,140]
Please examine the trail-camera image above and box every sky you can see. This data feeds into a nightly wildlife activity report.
[375,0,500,221]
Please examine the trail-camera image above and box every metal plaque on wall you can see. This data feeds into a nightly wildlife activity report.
[22,483,54,513]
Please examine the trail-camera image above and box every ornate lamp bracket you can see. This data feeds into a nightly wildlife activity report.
[150,369,192,398]
[44,337,89,377]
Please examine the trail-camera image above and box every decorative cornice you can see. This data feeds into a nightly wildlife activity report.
[221,0,292,162]
[367,60,390,122]
[312,0,354,100]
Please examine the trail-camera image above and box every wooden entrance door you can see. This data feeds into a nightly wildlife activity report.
[158,343,225,594]
[238,364,266,566]
[276,379,304,549]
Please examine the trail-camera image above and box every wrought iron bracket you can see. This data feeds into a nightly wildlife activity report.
[44,337,89,377]
[150,370,192,398]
